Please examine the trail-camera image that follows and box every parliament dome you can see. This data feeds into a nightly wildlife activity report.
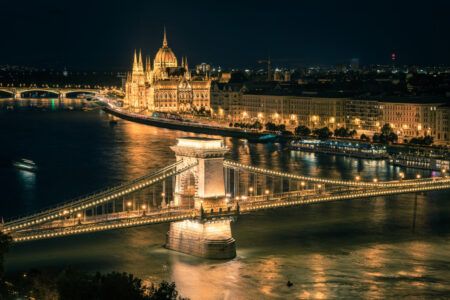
[154,29,178,69]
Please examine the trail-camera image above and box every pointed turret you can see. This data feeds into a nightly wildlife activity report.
[184,56,189,72]
[163,26,168,47]
[138,49,144,72]
[145,56,151,72]
[132,50,138,72]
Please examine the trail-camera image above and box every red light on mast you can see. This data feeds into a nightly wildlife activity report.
[391,52,397,61]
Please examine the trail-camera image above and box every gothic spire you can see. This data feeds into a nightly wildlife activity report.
[132,49,138,72]
[146,55,151,72]
[163,26,168,47]
[138,49,143,71]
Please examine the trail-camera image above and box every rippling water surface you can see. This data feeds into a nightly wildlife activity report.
[1,100,449,299]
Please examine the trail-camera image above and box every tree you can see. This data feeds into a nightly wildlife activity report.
[372,133,381,143]
[0,232,12,298]
[360,134,370,142]
[381,123,393,136]
[423,135,434,145]
[148,280,186,300]
[334,127,350,137]
[388,132,398,143]
[295,125,311,136]
[0,232,12,279]
[313,127,332,139]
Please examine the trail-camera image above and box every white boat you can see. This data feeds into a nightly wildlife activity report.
[13,159,38,171]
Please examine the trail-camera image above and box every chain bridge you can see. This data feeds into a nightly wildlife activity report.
[2,137,450,259]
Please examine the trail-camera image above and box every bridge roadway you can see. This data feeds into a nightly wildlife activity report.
[8,173,450,242]
[3,160,197,233]
[0,87,99,98]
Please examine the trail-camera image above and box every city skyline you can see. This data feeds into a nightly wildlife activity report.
[1,0,450,69]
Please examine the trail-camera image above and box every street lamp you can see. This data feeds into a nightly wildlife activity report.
[373,178,378,183]
[399,172,405,180]
[355,175,361,181]
[416,174,421,179]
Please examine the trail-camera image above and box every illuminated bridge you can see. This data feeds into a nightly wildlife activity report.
[0,87,99,99]
[2,137,450,259]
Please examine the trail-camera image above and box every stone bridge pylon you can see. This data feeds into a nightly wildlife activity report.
[166,137,236,259]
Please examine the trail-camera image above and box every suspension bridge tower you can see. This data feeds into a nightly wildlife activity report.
[166,137,236,259]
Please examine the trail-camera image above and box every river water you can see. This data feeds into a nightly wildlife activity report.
[1,99,450,299]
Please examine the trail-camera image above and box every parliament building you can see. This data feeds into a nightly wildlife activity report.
[124,29,211,113]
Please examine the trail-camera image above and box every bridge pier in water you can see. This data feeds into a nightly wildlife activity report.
[166,137,236,259]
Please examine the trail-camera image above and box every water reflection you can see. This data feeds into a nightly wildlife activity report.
[1,108,450,299]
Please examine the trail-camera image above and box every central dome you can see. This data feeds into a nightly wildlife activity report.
[154,28,178,69]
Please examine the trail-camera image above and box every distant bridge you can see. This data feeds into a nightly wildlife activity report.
[2,137,449,259]
[0,87,99,99]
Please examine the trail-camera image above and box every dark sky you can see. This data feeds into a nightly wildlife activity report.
[1,0,449,70]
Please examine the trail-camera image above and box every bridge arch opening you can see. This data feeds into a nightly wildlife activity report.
[0,90,14,98]
[65,91,95,99]
[20,90,60,99]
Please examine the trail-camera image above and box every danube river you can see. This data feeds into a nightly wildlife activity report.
[1,100,450,299]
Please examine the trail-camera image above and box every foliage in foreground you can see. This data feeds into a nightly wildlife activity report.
[3,268,188,300]
[0,232,187,300]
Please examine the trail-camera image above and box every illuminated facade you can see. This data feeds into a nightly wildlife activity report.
[210,85,450,144]
[124,29,211,112]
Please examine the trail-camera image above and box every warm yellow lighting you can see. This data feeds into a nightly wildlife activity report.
[141,204,147,210]
[126,201,132,207]
[264,189,270,195]
[373,178,378,183]
[399,172,405,179]
[257,112,264,119]
[416,174,421,179]
[301,181,305,186]
[76,213,82,218]
[161,192,166,197]
[355,176,361,181]
[249,187,254,192]
[329,117,335,123]
[317,184,322,189]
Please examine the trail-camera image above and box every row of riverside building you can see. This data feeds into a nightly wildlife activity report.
[210,82,450,145]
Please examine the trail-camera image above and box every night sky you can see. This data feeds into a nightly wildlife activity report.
[1,0,449,70]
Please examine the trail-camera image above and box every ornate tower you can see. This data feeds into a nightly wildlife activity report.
[166,137,236,259]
